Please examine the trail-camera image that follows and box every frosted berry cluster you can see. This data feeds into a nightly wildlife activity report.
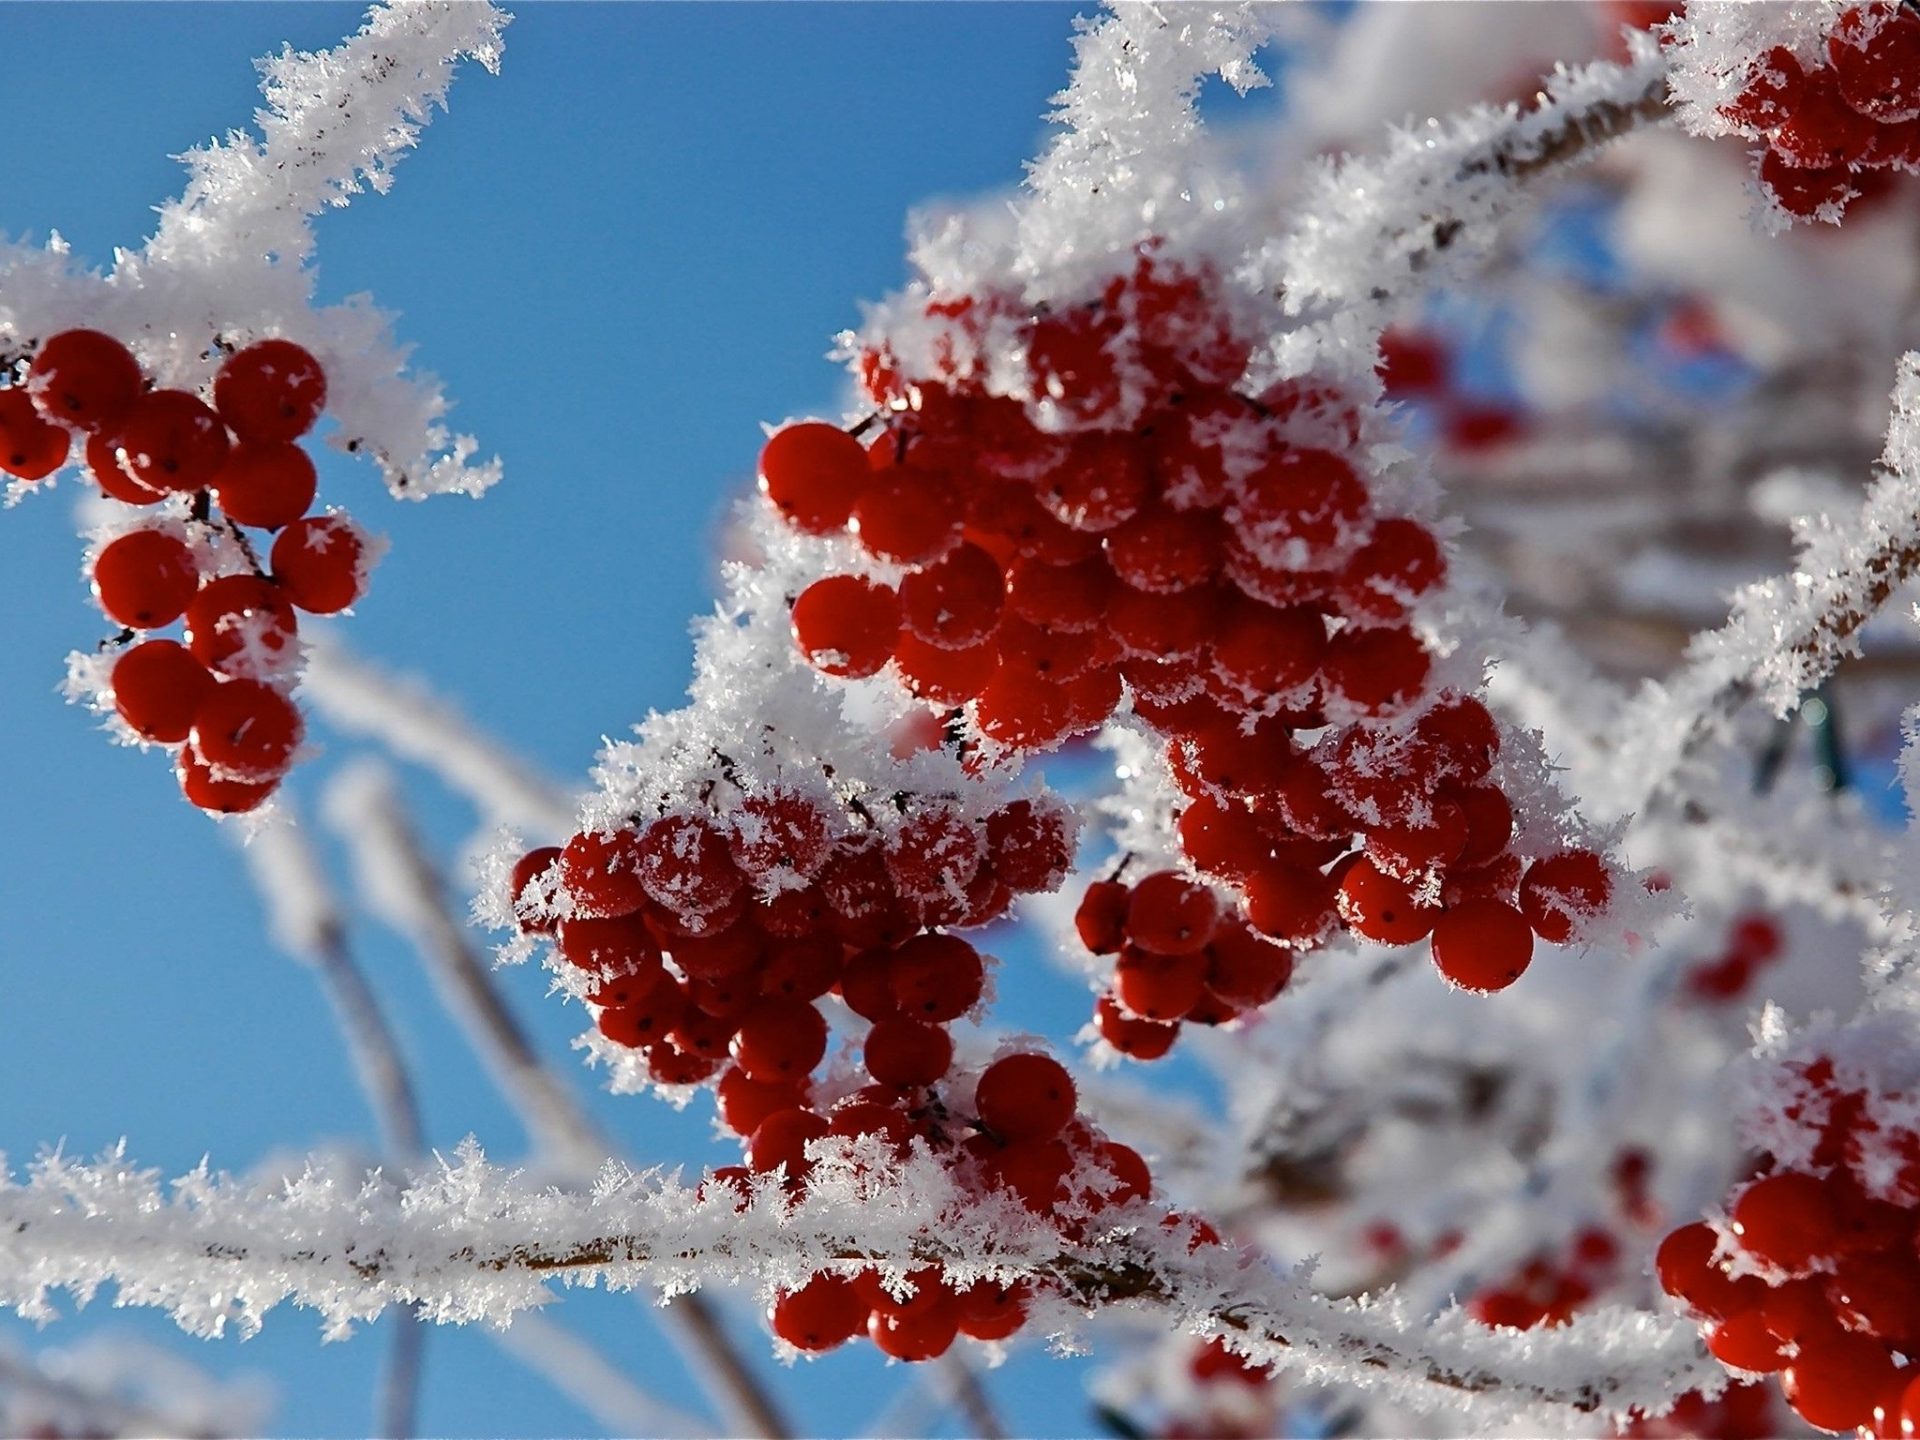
[4,331,370,814]
[756,251,1615,1056]
[1716,4,1920,221]
[1655,1054,1920,1434]
[508,783,1196,1361]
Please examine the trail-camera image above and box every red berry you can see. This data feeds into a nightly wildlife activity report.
[635,814,742,920]
[1125,870,1221,956]
[1075,880,1131,954]
[885,808,983,902]
[1205,920,1295,1007]
[212,441,317,530]
[116,390,231,493]
[1232,447,1368,559]
[1378,331,1450,395]
[894,633,999,705]
[111,639,216,744]
[888,932,985,1022]
[954,1281,1029,1341]
[864,1017,953,1088]
[1337,859,1438,944]
[1451,785,1514,869]
[86,432,163,505]
[1243,864,1337,947]
[1210,600,1326,702]
[182,574,299,678]
[1037,436,1149,534]
[556,912,659,974]
[1340,518,1446,622]
[976,1053,1076,1143]
[1114,944,1207,1021]
[509,846,563,935]
[1518,850,1612,944]
[1773,68,1876,168]
[0,389,72,480]
[29,331,142,432]
[271,515,369,614]
[190,680,302,782]
[746,1106,829,1177]
[1720,46,1807,130]
[1365,801,1470,880]
[729,789,832,882]
[1103,505,1221,593]
[1094,992,1179,1059]
[792,574,900,679]
[1783,1327,1897,1433]
[716,1066,808,1138]
[214,340,327,444]
[852,473,962,564]
[559,828,650,919]
[1732,1171,1840,1274]
[1830,5,1920,122]
[1324,626,1430,714]
[985,800,1072,893]
[1760,147,1858,218]
[758,423,869,534]
[898,542,1005,649]
[730,997,828,1084]
[176,743,276,814]
[92,529,199,629]
[770,1274,867,1352]
[1430,899,1534,993]
[867,1296,959,1362]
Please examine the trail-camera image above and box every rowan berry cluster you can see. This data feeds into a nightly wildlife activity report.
[4,330,368,814]
[1655,1055,1920,1434]
[1616,1381,1779,1440]
[509,784,1188,1361]
[757,252,1616,1053]
[1717,4,1920,220]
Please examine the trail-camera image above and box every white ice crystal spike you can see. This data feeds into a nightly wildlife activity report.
[0,1141,1719,1427]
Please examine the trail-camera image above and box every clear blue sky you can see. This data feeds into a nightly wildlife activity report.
[0,4,1264,1435]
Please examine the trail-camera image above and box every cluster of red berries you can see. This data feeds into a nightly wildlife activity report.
[755,251,1614,1052]
[1717,5,1920,220]
[1655,1056,1920,1434]
[1686,912,1785,1002]
[1467,1226,1623,1331]
[509,784,1189,1361]
[3,330,368,814]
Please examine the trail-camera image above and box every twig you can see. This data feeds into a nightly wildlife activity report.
[937,1353,1008,1440]
[490,1311,710,1438]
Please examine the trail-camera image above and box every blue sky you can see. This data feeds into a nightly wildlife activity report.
[0,4,1214,1435]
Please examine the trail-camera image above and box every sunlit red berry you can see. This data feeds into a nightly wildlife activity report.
[190,679,302,782]
[92,529,199,629]
[110,639,217,744]
[1431,899,1533,993]
[1125,870,1221,956]
[116,390,231,492]
[0,389,72,480]
[176,742,276,814]
[29,330,142,432]
[1337,859,1438,945]
[1518,850,1612,944]
[759,423,869,534]
[214,339,327,444]
[182,574,299,677]
[731,997,828,1085]
[212,441,317,529]
[770,1274,868,1352]
[976,1053,1076,1143]
[792,574,900,679]
[864,1017,953,1088]
[270,515,369,613]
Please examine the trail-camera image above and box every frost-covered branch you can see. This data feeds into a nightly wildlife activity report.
[1601,352,1920,819]
[0,1145,1716,1428]
[1268,36,1671,372]
[303,636,577,839]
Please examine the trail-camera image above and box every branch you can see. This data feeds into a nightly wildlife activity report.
[0,1144,1717,1430]
[302,635,578,840]
[1599,352,1920,820]
[1267,37,1672,359]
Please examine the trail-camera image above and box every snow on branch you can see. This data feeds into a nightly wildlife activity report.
[0,1142,1715,1428]
[1601,352,1920,819]
[303,635,577,839]
[1265,34,1672,375]
[148,1,508,272]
